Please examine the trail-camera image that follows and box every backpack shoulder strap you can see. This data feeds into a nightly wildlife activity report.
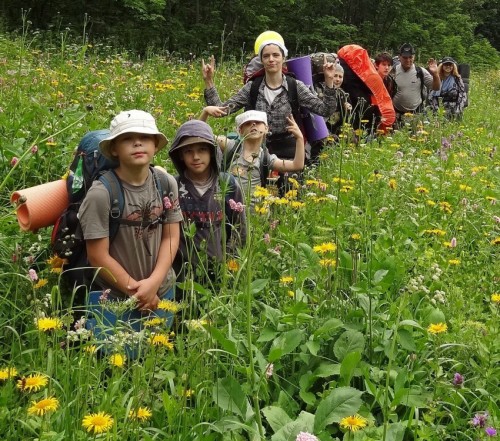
[415,66,426,102]
[247,75,264,111]
[285,75,301,122]
[150,165,172,222]
[260,146,271,188]
[98,169,124,242]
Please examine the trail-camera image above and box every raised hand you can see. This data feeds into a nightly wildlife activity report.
[202,55,215,86]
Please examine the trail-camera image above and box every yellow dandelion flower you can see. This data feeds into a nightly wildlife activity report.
[423,229,446,237]
[485,196,497,203]
[426,199,436,207]
[36,317,63,332]
[109,354,126,368]
[448,259,460,265]
[491,294,500,303]
[144,317,164,328]
[285,189,297,199]
[439,201,453,213]
[459,184,472,192]
[82,411,114,434]
[313,242,337,254]
[185,319,209,331]
[340,414,368,432]
[415,187,429,194]
[17,374,48,392]
[280,276,294,284]
[84,345,97,354]
[288,177,300,189]
[227,259,239,272]
[149,333,174,350]
[0,367,17,381]
[157,299,180,313]
[351,233,361,240]
[290,201,305,209]
[34,279,49,289]
[255,205,269,215]
[427,323,448,334]
[491,237,500,245]
[28,396,59,416]
[272,197,289,205]
[388,179,397,190]
[128,406,152,422]
[340,185,353,192]
[253,186,270,198]
[183,388,195,398]
[319,258,337,268]
[46,255,66,269]
[287,290,295,298]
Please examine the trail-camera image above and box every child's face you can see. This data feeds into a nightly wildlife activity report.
[332,71,344,88]
[376,61,392,78]
[181,143,212,179]
[261,45,284,73]
[238,120,267,139]
[111,132,157,166]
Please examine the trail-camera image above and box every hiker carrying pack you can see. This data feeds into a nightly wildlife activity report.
[51,130,171,294]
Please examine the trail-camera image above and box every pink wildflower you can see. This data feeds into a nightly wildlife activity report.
[494,216,500,223]
[99,289,110,302]
[28,269,38,281]
[450,237,457,248]
[10,157,19,167]
[228,199,245,213]
[296,432,319,441]
[263,233,271,244]
[31,145,38,154]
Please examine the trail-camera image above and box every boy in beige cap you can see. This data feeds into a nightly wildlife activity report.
[79,110,183,346]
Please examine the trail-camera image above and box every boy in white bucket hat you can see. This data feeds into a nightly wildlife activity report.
[200,108,305,203]
[78,110,183,354]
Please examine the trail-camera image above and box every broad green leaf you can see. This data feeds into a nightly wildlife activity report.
[208,327,238,355]
[305,340,320,356]
[372,269,389,285]
[271,411,315,441]
[333,330,365,361]
[397,328,416,352]
[251,278,269,294]
[268,329,305,362]
[340,351,361,386]
[257,327,279,343]
[213,376,250,419]
[399,320,423,330]
[314,386,363,432]
[314,362,341,378]
[313,318,344,337]
[261,406,292,433]
[391,386,431,408]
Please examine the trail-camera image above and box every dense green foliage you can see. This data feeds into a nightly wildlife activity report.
[0,0,499,67]
[0,35,499,440]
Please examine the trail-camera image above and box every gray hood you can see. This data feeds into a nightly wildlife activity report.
[169,120,222,175]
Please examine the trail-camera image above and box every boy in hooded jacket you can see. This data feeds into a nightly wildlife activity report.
[168,120,246,289]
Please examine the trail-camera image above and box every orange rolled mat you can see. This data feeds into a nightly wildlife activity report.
[11,180,69,232]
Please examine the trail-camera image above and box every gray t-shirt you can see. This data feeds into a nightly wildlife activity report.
[79,169,183,298]
[393,64,434,112]
[228,147,277,199]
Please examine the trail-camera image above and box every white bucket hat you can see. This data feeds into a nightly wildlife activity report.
[99,110,168,159]
[235,110,268,129]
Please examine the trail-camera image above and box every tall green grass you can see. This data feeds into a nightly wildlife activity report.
[0,34,499,440]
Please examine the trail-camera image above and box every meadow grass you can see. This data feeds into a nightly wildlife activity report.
[0,34,499,440]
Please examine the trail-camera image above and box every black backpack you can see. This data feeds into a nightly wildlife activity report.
[222,135,271,188]
[51,130,170,290]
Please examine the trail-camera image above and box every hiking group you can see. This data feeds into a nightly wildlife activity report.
[44,31,468,355]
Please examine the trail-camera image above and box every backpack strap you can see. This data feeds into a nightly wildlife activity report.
[150,165,170,222]
[285,75,302,128]
[98,169,124,242]
[246,75,264,112]
[260,146,271,188]
[415,66,426,105]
